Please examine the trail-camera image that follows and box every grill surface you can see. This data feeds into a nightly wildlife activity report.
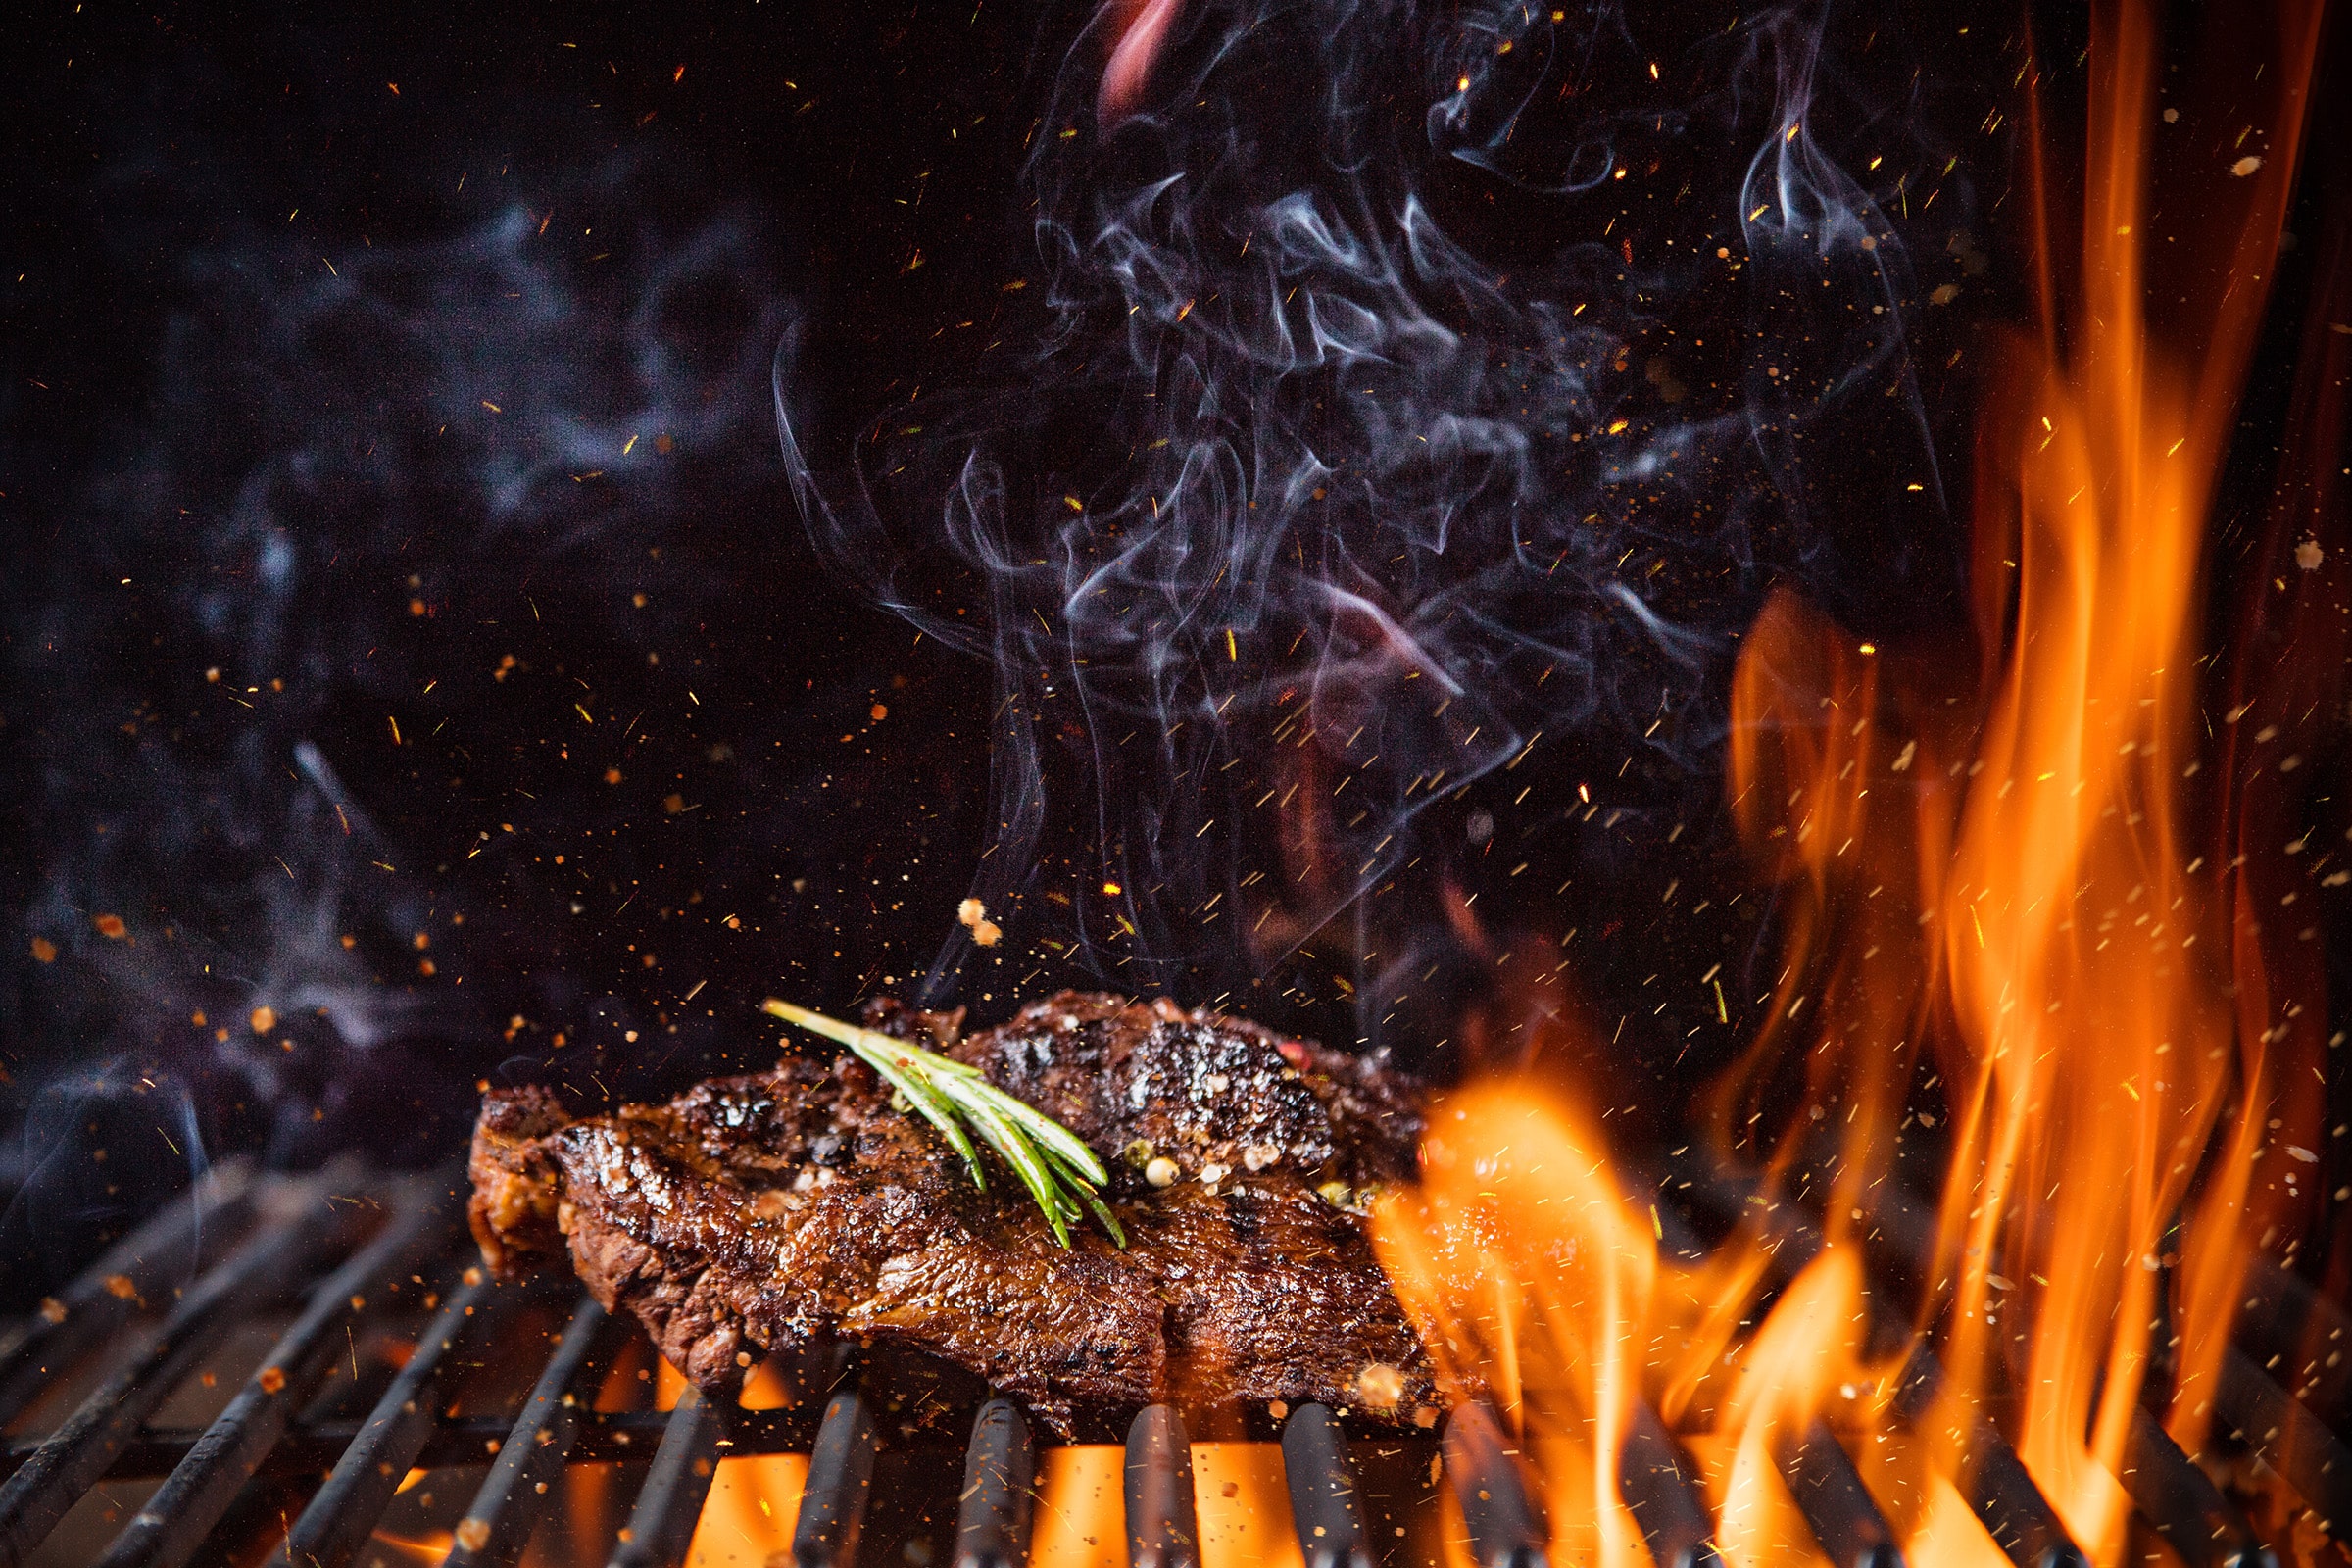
[0,1161,2336,1568]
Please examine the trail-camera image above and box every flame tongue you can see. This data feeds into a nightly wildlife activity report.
[1918,3,2322,1549]
[1099,0,1186,126]
[1372,1082,1662,1568]
[1376,6,2331,1568]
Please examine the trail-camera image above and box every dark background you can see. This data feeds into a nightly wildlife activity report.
[0,0,2344,1301]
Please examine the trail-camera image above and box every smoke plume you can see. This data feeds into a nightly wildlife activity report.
[780,0,1987,1044]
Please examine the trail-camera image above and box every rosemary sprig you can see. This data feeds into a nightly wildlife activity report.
[762,999,1124,1249]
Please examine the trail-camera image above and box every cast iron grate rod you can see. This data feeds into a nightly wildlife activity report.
[1777,1418,1904,1568]
[956,1397,1036,1568]
[442,1295,635,1568]
[1887,1345,2084,1568]
[2213,1344,2352,1541]
[606,1383,729,1568]
[0,1160,258,1433]
[2123,1404,2278,1568]
[0,1169,358,1567]
[1,1168,2345,1568]
[282,1260,523,1568]
[1657,1161,2063,1568]
[1282,1402,1374,1568]
[89,1175,452,1568]
[1838,1152,2335,1555]
[792,1387,881,1568]
[1832,1166,2280,1568]
[1443,1402,1548,1568]
[1666,1152,2336,1568]
[2238,1255,2352,1425]
[0,1401,836,1485]
[1618,1396,1720,1568]
[1125,1405,1199,1568]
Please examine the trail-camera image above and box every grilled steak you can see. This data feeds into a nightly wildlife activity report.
[469,992,1437,1436]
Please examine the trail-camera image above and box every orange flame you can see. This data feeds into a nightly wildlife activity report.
[1031,1446,1127,1568]
[1377,7,2330,1568]
[1711,0,2327,1560]
[674,1358,808,1568]
[1193,1445,1305,1568]
[1711,1250,1867,1568]
[1374,1057,1928,1568]
[684,1452,808,1567]
[1374,1079,1659,1568]
[368,1528,457,1566]
[1099,0,1185,127]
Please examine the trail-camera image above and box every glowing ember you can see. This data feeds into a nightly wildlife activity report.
[684,1454,807,1567]
[1029,1447,1126,1568]
[368,1526,458,1564]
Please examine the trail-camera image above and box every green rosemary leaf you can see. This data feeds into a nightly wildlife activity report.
[1074,1183,1128,1249]
[950,1082,1074,1248]
[961,1078,1111,1188]
[762,998,1121,1248]
[761,1000,897,1058]
[871,1053,987,1188]
[1035,1143,1124,1246]
[764,999,985,1183]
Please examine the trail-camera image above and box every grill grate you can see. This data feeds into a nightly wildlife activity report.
[791,1389,881,1568]
[607,1387,726,1568]
[0,1165,2338,1568]
[1124,1405,1200,1568]
[286,1265,518,1568]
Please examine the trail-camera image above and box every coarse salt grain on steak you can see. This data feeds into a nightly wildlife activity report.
[468,992,1437,1435]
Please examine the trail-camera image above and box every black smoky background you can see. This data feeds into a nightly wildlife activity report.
[782,0,2008,1050]
[1,0,2341,1306]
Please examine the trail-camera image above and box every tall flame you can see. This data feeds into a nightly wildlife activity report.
[1714,0,2328,1551]
[1378,5,2330,1568]
[1721,0,2326,1556]
[1374,1079,1660,1568]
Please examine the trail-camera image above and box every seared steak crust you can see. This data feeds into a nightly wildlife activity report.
[468,992,1434,1434]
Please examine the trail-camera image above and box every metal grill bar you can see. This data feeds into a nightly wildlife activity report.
[1838,1154,2341,1559]
[2122,1403,2277,1568]
[1855,1159,2352,1491]
[1888,1347,2083,1568]
[1442,1403,1547,1568]
[607,1385,728,1568]
[1618,1205,1735,1568]
[0,1401,834,1485]
[0,1162,257,1432]
[791,1387,881,1568]
[282,1262,519,1568]
[1776,1419,1904,1568]
[90,1177,450,1568]
[1657,1171,1923,1568]
[955,1397,1036,1568]
[1619,1399,1719,1568]
[1281,1403,1373,1568]
[2237,1256,2352,1424]
[0,1167,2346,1568]
[1855,1177,2289,1567]
[1670,1155,2321,1568]
[2215,1343,2352,1539]
[443,1296,634,1568]
[1124,1405,1199,1568]
[0,1179,348,1565]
